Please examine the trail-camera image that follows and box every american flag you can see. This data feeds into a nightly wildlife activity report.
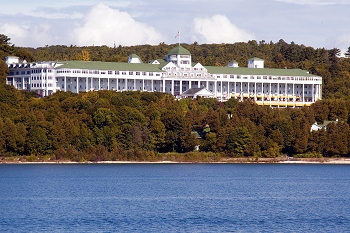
[175,31,180,38]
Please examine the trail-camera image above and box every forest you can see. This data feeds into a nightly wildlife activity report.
[1,34,350,162]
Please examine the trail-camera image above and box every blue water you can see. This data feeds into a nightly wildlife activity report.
[1,164,350,232]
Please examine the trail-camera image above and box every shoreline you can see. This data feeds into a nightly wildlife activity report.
[2,158,350,164]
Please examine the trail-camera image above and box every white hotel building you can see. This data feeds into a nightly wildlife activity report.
[5,45,322,107]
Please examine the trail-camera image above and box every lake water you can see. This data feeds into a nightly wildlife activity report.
[1,163,350,232]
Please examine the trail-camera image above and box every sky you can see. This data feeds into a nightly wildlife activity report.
[0,0,349,54]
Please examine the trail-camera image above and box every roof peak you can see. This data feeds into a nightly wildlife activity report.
[168,44,191,55]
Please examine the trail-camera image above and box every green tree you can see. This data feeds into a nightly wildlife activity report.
[226,127,252,156]
[200,132,217,152]
[27,125,49,155]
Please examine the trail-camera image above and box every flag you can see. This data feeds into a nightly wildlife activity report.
[175,31,180,38]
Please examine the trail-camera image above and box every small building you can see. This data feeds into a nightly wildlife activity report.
[5,56,19,64]
[128,54,143,63]
[180,87,214,99]
[227,60,239,68]
[248,57,264,68]
[310,119,338,132]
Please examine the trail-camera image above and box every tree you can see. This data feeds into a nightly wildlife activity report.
[81,49,91,61]
[2,118,17,153]
[0,34,14,55]
[226,127,252,156]
[324,122,349,157]
[27,125,49,155]
[200,132,217,152]
[344,47,350,58]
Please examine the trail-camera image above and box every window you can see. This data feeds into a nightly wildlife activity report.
[136,72,140,75]
[129,72,133,75]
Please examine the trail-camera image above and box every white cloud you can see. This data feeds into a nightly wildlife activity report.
[191,15,254,44]
[0,22,54,47]
[275,0,350,5]
[70,3,164,46]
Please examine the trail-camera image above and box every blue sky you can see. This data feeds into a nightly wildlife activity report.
[0,0,349,54]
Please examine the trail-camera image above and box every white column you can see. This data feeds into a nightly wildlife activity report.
[64,76,67,92]
[143,79,145,91]
[234,82,236,98]
[269,82,271,106]
[228,81,231,98]
[85,77,88,91]
[285,83,287,106]
[220,81,223,101]
[189,80,192,89]
[277,83,279,107]
[247,82,249,99]
[108,78,110,90]
[240,82,243,101]
[180,80,182,94]
[262,83,264,103]
[254,82,257,101]
[171,80,174,95]
[214,81,217,97]
[77,77,79,94]
[162,80,165,93]
[302,84,305,103]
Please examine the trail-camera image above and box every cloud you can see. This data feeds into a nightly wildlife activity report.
[70,3,164,46]
[274,0,349,5]
[0,22,54,47]
[191,15,254,44]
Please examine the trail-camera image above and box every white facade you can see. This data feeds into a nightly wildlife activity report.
[6,56,19,64]
[5,45,322,107]
[248,58,264,68]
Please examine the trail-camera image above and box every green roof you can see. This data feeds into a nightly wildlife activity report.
[54,60,319,77]
[205,66,319,77]
[168,45,191,55]
[56,61,162,72]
